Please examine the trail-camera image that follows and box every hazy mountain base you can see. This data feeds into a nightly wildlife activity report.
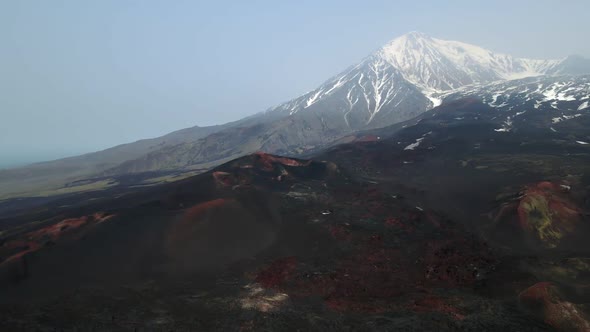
[0,122,236,198]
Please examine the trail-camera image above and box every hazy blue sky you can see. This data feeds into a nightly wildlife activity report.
[1,0,589,167]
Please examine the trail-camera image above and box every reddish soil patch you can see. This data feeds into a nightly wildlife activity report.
[2,241,41,264]
[1,212,115,266]
[184,198,233,221]
[29,216,89,240]
[93,212,115,224]
[281,242,407,313]
[254,152,311,172]
[519,282,590,331]
[243,183,495,318]
[411,295,466,321]
[255,257,298,288]
[273,228,494,314]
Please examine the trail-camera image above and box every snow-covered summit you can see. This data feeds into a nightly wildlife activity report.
[378,32,561,91]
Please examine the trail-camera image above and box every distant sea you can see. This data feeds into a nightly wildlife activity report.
[1,151,86,170]
[0,161,28,169]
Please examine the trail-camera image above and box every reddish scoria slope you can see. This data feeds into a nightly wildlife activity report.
[0,152,340,292]
[493,181,585,250]
[164,196,282,273]
[242,182,497,321]
[211,152,339,188]
[520,282,590,331]
[0,212,115,281]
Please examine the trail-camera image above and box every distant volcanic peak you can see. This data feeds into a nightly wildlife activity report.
[381,32,440,54]
[259,31,579,147]
[403,31,432,39]
[378,32,560,91]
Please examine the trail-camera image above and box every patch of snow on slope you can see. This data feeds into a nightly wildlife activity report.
[490,93,502,106]
[495,116,513,132]
[323,77,348,95]
[404,131,432,150]
[576,141,589,145]
[544,82,578,102]
[404,137,425,150]
[578,101,589,110]
[305,89,324,108]
[424,90,443,107]
[564,114,582,120]
[553,114,582,123]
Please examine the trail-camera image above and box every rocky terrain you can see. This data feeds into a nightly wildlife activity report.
[1,95,589,330]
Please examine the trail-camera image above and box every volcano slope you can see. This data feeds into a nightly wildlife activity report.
[320,98,590,329]
[0,101,589,330]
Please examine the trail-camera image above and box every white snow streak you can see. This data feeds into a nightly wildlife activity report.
[404,131,432,150]
[305,89,324,108]
[495,116,513,132]
[404,137,425,150]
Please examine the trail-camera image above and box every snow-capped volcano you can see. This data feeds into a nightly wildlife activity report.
[379,31,560,90]
[73,32,590,176]
[268,31,578,128]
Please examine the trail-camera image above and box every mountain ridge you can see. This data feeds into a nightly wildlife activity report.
[2,32,589,197]
[111,32,588,173]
